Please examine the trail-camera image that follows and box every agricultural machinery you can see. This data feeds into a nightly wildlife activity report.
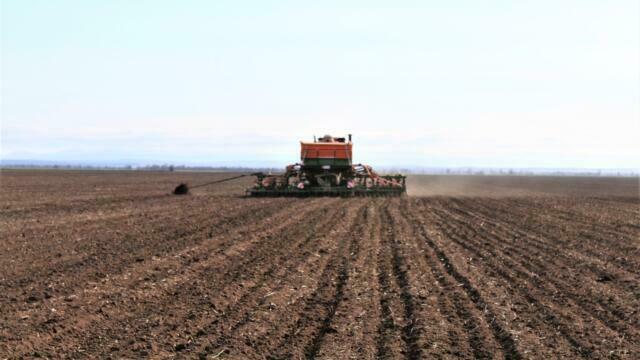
[174,134,406,197]
[248,134,405,196]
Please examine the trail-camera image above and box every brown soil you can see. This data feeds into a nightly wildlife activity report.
[1,170,638,359]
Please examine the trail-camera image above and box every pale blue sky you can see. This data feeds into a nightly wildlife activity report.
[2,0,639,168]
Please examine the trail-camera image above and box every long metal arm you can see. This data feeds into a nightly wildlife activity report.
[188,174,249,190]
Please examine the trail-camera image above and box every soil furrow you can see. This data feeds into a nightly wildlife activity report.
[381,201,424,359]
[445,198,640,336]
[188,199,359,358]
[474,198,640,271]
[73,199,339,357]
[374,201,412,359]
[450,197,640,286]
[408,199,523,359]
[266,203,369,359]
[2,171,639,359]
[0,197,290,318]
[419,199,602,357]
[207,201,368,359]
[10,198,331,356]
[396,199,504,359]
[313,200,384,359]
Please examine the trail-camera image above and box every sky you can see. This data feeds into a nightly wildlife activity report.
[1,0,639,169]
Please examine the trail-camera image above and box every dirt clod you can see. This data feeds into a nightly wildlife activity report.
[596,273,615,282]
[173,183,189,195]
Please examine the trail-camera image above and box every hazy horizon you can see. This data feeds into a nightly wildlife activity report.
[2,1,639,170]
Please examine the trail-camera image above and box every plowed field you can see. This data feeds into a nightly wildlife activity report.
[1,170,639,359]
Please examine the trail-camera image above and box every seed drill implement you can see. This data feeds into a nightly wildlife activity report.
[174,134,406,197]
[248,134,406,197]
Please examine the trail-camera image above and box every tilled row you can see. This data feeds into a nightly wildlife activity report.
[0,196,287,292]
[393,200,517,359]
[467,197,639,273]
[410,197,639,358]
[72,197,342,357]
[1,195,638,359]
[2,197,321,355]
[444,198,639,334]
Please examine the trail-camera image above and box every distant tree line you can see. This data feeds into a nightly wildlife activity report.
[1,163,637,177]
[0,163,282,173]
